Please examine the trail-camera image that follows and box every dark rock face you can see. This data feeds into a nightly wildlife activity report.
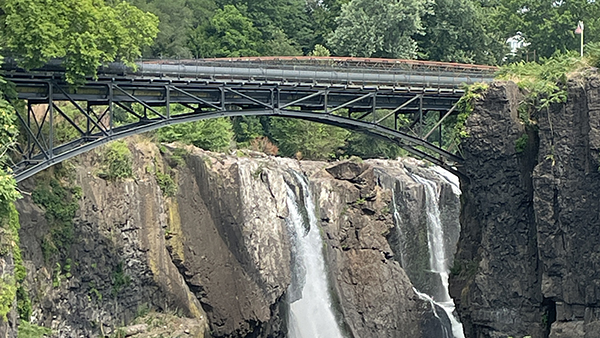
[454,75,600,338]
[452,82,543,338]
[534,75,600,337]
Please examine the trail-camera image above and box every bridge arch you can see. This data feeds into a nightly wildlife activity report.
[10,106,463,183]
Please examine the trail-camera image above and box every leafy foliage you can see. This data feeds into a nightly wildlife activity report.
[158,118,234,152]
[103,141,134,181]
[492,0,600,60]
[0,276,16,321]
[2,0,159,83]
[267,118,349,160]
[496,52,583,120]
[416,0,506,64]
[188,5,262,58]
[2,0,158,83]
[17,321,52,338]
[515,134,529,153]
[454,82,489,140]
[328,0,427,58]
[155,168,177,198]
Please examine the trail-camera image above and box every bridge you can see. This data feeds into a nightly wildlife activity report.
[1,57,497,182]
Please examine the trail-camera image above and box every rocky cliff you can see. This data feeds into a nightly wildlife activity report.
[13,136,462,337]
[452,74,600,338]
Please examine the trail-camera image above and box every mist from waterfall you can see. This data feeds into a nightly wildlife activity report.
[285,171,344,338]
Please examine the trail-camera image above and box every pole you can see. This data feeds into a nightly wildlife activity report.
[581,24,584,57]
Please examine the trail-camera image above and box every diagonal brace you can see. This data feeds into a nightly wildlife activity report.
[169,86,221,110]
[423,102,459,140]
[280,91,325,109]
[53,104,86,136]
[15,112,50,160]
[376,95,421,124]
[113,85,166,119]
[327,92,373,114]
[224,87,273,109]
[53,84,109,136]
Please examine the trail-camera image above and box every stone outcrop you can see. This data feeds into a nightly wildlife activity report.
[452,74,600,338]
[17,141,210,337]
[305,159,444,338]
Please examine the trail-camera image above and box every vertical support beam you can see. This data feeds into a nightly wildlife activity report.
[86,103,91,136]
[324,90,328,113]
[27,102,32,157]
[439,110,443,147]
[419,95,423,136]
[372,93,377,123]
[48,82,54,159]
[109,83,114,135]
[165,85,171,119]
[220,87,225,111]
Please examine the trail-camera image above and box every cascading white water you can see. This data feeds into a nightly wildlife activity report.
[412,173,465,338]
[285,171,344,338]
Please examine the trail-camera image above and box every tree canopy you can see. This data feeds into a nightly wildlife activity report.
[1,0,159,83]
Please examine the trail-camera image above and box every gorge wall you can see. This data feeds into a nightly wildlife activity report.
[14,137,462,337]
[452,74,600,338]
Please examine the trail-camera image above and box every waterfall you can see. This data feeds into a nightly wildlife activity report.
[285,171,344,338]
[411,172,465,338]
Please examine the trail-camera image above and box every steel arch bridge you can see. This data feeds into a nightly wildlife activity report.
[2,57,496,182]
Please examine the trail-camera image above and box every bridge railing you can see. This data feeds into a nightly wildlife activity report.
[131,57,496,89]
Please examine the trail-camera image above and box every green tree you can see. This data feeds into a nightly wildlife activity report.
[267,118,349,160]
[158,118,234,152]
[188,5,262,58]
[417,0,506,64]
[328,0,428,58]
[127,0,217,58]
[1,0,159,83]
[220,0,315,54]
[493,0,600,59]
[307,0,349,48]
[309,44,331,57]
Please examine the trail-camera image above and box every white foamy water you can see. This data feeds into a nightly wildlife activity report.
[285,171,344,338]
[412,173,465,338]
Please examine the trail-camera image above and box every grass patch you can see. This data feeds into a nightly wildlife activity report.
[17,320,52,338]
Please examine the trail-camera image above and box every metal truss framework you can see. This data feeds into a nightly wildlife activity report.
[8,76,466,182]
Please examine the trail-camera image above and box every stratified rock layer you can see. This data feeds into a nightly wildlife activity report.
[453,74,600,338]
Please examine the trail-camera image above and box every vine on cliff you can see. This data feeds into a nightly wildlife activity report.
[453,82,489,140]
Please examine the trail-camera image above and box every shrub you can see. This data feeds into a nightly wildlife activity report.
[158,118,234,152]
[515,134,529,153]
[104,141,133,180]
[17,320,52,338]
[155,169,177,197]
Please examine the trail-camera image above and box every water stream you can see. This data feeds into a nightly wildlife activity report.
[285,171,344,338]
[411,172,465,338]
